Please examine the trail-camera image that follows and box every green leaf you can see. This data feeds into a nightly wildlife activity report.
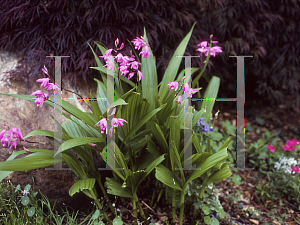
[205,163,232,185]
[0,150,68,172]
[122,102,167,145]
[90,91,102,122]
[149,122,168,153]
[136,155,165,189]
[69,178,96,197]
[155,164,182,191]
[200,76,220,123]
[92,209,100,220]
[27,207,35,217]
[192,131,203,154]
[113,217,123,225]
[158,22,197,101]
[146,139,162,157]
[21,196,30,205]
[107,98,129,110]
[169,114,181,156]
[106,178,133,198]
[54,137,105,156]
[94,78,108,115]
[62,152,88,179]
[141,27,158,126]
[185,148,229,185]
[231,174,242,185]
[202,205,211,215]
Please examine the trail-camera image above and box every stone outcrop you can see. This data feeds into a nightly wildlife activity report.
[0,49,105,216]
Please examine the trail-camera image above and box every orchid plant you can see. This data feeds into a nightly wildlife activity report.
[0,22,233,225]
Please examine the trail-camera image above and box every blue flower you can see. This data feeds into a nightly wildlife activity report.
[196,117,214,133]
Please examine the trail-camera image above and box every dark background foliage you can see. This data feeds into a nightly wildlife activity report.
[0,0,299,110]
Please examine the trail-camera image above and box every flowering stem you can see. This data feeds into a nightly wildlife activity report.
[47,99,80,119]
[59,86,94,113]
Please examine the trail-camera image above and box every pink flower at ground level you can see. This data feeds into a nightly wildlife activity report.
[267,145,275,153]
[291,165,300,173]
[291,139,300,145]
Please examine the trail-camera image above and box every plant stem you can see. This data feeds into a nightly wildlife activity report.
[172,188,176,223]
[150,180,158,206]
[153,187,164,208]
[89,189,112,225]
[179,190,186,225]
[132,198,138,225]
[135,196,149,225]
[94,172,116,217]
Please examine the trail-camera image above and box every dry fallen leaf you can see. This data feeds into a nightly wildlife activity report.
[249,219,259,224]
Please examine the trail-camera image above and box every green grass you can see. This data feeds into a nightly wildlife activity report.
[0,179,112,225]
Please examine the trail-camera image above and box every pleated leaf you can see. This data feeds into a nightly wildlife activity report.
[69,178,96,197]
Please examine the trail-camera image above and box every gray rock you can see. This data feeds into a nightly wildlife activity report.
[0,49,105,216]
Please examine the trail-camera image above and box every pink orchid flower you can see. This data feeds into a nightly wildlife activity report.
[115,38,119,48]
[6,127,23,141]
[130,61,142,70]
[101,49,113,60]
[183,82,199,98]
[46,83,60,95]
[1,136,10,148]
[95,118,107,134]
[9,140,17,150]
[267,145,275,153]
[139,45,150,58]
[177,95,182,104]
[137,70,143,81]
[131,36,147,50]
[167,82,179,92]
[115,53,124,63]
[291,165,300,173]
[42,65,48,75]
[0,129,7,140]
[128,72,135,80]
[36,78,50,89]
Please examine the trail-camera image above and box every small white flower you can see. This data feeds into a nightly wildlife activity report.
[274,156,298,174]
